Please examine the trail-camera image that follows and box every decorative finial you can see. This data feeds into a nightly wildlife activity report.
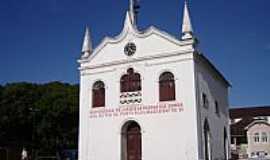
[81,27,92,58]
[181,0,194,40]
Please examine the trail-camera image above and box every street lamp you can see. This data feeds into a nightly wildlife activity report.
[0,147,8,160]
[29,107,40,160]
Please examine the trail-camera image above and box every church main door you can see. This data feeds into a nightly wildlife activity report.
[122,121,141,160]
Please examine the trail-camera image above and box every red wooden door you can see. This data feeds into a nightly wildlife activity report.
[127,123,141,160]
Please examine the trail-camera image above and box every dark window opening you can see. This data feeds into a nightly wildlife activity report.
[202,93,209,108]
[215,101,220,116]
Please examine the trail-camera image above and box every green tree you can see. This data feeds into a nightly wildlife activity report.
[0,82,79,153]
[34,82,79,152]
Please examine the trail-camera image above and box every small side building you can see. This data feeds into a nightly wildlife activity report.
[230,106,270,159]
[246,120,270,158]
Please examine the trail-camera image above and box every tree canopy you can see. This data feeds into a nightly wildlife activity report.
[0,82,79,152]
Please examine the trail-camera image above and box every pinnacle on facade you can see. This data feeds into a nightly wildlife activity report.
[81,27,93,58]
[128,0,140,27]
[181,0,194,40]
[129,0,136,25]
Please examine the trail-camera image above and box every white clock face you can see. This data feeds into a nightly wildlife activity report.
[124,42,136,56]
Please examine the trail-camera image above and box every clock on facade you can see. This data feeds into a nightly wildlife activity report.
[124,42,136,56]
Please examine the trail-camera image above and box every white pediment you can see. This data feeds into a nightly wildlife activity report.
[79,12,194,68]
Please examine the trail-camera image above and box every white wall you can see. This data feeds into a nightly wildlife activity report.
[79,50,200,160]
[78,16,229,160]
[195,57,230,160]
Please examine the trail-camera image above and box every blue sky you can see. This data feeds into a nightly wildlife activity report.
[0,0,269,107]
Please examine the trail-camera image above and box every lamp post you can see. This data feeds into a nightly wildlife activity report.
[0,147,8,160]
[29,107,40,160]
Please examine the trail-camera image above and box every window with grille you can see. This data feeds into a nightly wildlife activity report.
[159,72,175,101]
[92,81,105,108]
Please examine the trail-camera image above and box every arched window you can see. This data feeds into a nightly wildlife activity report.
[120,68,141,92]
[204,120,211,160]
[159,72,175,101]
[92,81,105,108]
[121,121,142,160]
[262,132,268,142]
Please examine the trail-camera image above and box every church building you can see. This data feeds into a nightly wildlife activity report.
[78,1,230,160]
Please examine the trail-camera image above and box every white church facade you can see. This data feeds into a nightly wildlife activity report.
[78,1,230,160]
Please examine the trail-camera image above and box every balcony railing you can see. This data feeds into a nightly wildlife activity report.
[120,91,142,105]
